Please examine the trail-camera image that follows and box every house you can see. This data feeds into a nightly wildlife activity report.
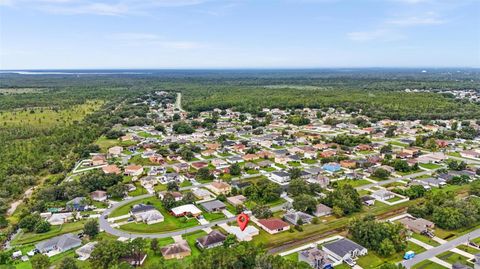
[283,211,314,225]
[257,218,290,234]
[340,160,357,169]
[314,204,332,217]
[417,152,447,164]
[258,160,274,168]
[158,191,183,201]
[242,154,258,162]
[211,159,229,168]
[206,181,231,195]
[270,171,290,184]
[46,213,73,225]
[121,253,148,267]
[298,247,333,269]
[75,242,97,261]
[35,233,82,255]
[361,195,375,206]
[160,240,191,260]
[91,155,107,166]
[244,162,259,170]
[192,188,215,200]
[130,204,164,225]
[90,190,107,202]
[191,161,208,170]
[422,177,447,188]
[227,195,247,206]
[226,156,244,164]
[160,173,183,184]
[102,164,121,175]
[108,146,123,157]
[173,162,189,173]
[322,163,341,173]
[171,204,202,217]
[196,230,226,249]
[398,217,435,234]
[124,165,144,176]
[322,238,367,263]
[228,225,259,241]
[460,150,480,159]
[372,189,395,201]
[200,200,227,213]
[66,197,87,211]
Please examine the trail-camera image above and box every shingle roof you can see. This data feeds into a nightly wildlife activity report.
[160,240,191,256]
[323,238,365,258]
[196,230,226,247]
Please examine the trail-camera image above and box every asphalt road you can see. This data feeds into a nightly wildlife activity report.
[402,228,480,268]
[99,193,238,239]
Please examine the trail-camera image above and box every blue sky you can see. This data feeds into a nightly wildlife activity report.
[0,0,479,69]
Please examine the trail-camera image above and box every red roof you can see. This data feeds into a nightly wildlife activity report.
[258,218,289,230]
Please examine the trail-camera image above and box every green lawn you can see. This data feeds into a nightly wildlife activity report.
[456,244,480,255]
[411,233,440,247]
[412,259,447,269]
[12,220,86,246]
[114,197,199,234]
[389,141,409,148]
[386,196,404,203]
[201,211,225,222]
[437,251,471,266]
[357,241,426,268]
[336,179,372,188]
[282,252,298,262]
[419,163,443,170]
[287,161,302,167]
[302,159,317,164]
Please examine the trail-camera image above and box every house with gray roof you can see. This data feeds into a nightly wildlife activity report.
[35,233,82,255]
[322,238,367,262]
[200,200,226,213]
[298,247,333,269]
[283,211,314,225]
[196,230,226,249]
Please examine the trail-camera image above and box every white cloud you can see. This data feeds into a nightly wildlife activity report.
[388,12,445,26]
[347,29,405,42]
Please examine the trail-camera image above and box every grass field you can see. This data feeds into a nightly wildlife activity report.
[437,251,471,266]
[411,233,440,247]
[412,259,447,269]
[12,220,86,246]
[419,163,443,170]
[0,100,103,127]
[336,179,372,188]
[114,197,199,234]
[356,241,426,269]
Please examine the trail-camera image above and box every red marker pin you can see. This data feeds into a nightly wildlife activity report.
[237,213,249,231]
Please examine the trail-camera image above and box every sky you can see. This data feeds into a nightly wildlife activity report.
[0,0,479,69]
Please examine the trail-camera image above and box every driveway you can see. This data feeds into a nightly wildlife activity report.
[402,228,480,268]
[99,193,237,239]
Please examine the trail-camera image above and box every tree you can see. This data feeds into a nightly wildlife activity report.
[378,238,396,257]
[128,238,146,266]
[288,178,308,196]
[323,184,362,216]
[196,167,213,181]
[151,238,159,254]
[180,148,194,161]
[167,181,179,191]
[18,213,41,232]
[30,254,50,269]
[292,194,317,214]
[470,180,480,196]
[58,257,79,269]
[90,240,127,269]
[372,168,390,180]
[107,183,127,199]
[289,168,302,180]
[424,138,438,151]
[172,121,194,134]
[162,193,177,210]
[35,220,51,233]
[230,163,241,176]
[223,234,237,248]
[252,205,273,219]
[154,124,165,133]
[182,191,195,204]
[84,219,99,238]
